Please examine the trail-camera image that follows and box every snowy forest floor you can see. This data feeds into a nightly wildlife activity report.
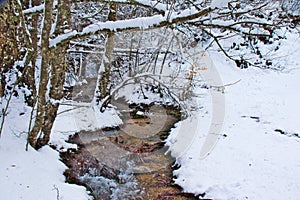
[0,32,300,200]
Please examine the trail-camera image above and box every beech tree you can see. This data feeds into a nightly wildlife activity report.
[99,2,117,100]
[27,0,72,149]
[0,0,35,137]
[0,2,19,97]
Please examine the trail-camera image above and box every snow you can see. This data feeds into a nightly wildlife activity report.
[81,15,164,33]
[1,5,300,199]
[22,4,45,15]
[211,0,230,9]
[114,0,167,12]
[2,34,300,199]
[22,1,58,15]
[0,143,90,200]
[49,30,78,47]
[167,32,300,199]
[136,111,145,116]
[0,98,122,199]
[0,100,91,200]
[49,5,208,47]
[50,103,122,149]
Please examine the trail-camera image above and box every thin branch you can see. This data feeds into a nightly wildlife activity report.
[190,22,272,37]
[210,79,241,89]
[49,7,213,48]
[26,97,37,151]
[23,1,58,15]
[23,0,166,15]
[0,86,15,138]
[203,29,234,62]
[59,102,90,107]
[82,2,108,19]
[99,73,189,116]
[217,2,269,16]
[52,185,60,200]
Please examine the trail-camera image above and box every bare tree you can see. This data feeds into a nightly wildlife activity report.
[1,0,298,148]
[27,0,71,149]
[99,2,117,101]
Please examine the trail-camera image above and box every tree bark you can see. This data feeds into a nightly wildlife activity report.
[99,2,117,101]
[0,1,20,97]
[28,0,54,149]
[38,46,67,147]
[26,0,41,105]
[32,0,71,149]
[14,0,38,106]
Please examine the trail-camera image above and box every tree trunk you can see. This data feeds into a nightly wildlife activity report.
[99,3,117,100]
[0,1,20,97]
[14,0,38,106]
[28,0,71,149]
[38,0,70,145]
[23,0,41,106]
[28,0,54,149]
[38,46,67,147]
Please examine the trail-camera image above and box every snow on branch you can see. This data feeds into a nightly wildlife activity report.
[22,4,44,15]
[105,0,167,13]
[22,1,58,15]
[23,0,166,15]
[49,7,213,48]
[99,73,189,115]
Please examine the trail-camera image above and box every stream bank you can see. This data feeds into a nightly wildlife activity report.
[60,102,202,199]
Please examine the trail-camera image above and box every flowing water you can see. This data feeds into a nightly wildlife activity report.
[61,99,199,200]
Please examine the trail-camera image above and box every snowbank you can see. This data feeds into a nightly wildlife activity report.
[0,101,91,200]
[167,32,300,199]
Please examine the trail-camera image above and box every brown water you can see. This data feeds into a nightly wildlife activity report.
[61,100,200,200]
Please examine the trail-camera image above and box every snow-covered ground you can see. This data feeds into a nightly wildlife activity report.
[0,32,299,200]
[168,32,300,199]
[0,102,91,200]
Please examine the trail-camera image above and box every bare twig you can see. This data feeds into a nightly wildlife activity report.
[49,7,213,48]
[52,185,60,200]
[99,73,189,116]
[0,84,16,138]
[210,79,241,89]
[26,97,37,151]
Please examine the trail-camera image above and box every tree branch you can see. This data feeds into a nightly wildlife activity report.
[23,0,166,15]
[99,73,189,116]
[49,7,213,48]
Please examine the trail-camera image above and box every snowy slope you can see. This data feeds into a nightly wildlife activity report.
[0,101,91,200]
[0,24,298,200]
[168,33,300,199]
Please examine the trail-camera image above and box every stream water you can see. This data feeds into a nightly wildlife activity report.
[61,99,200,200]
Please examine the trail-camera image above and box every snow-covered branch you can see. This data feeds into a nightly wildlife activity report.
[49,7,213,48]
[99,73,188,115]
[100,0,167,14]
[23,1,58,15]
[23,0,166,15]
[22,4,44,15]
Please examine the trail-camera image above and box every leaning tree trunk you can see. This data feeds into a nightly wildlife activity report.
[11,0,38,107]
[37,46,67,147]
[28,0,71,149]
[37,0,71,148]
[21,0,41,106]
[0,1,21,97]
[27,0,54,149]
[99,3,117,100]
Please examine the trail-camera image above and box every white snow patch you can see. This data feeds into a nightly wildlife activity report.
[211,0,230,8]
[168,32,300,199]
[0,100,91,200]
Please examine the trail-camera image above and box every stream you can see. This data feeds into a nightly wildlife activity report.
[60,99,200,200]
